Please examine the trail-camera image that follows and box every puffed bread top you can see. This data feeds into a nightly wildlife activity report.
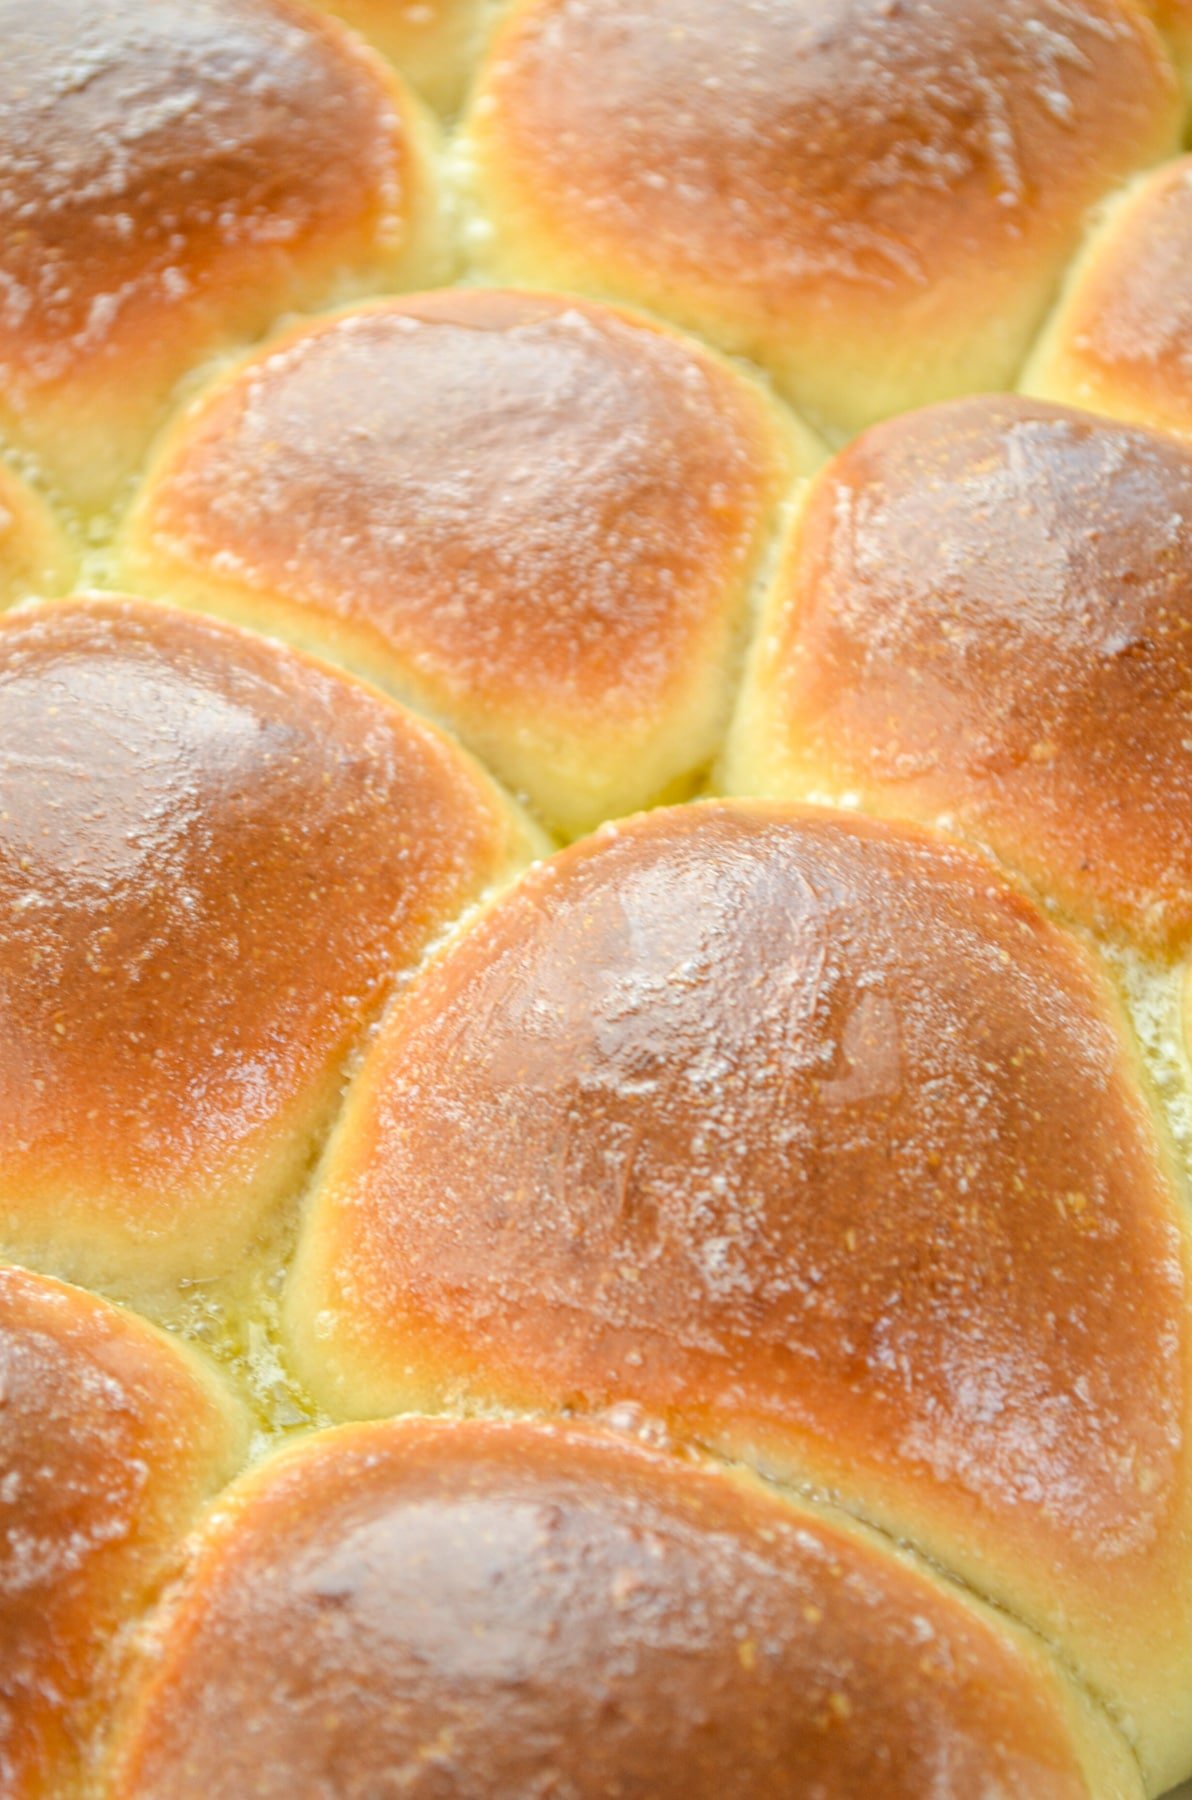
[0,1264,245,1800]
[107,1417,1142,1800]
[3,1,1192,1796]
[0,0,447,514]
[729,396,1192,953]
[121,290,812,836]
[0,596,537,1293]
[288,799,1192,1787]
[464,0,1181,440]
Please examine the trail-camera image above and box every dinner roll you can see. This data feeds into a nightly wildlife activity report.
[287,800,1192,1788]
[0,1263,246,1800]
[107,1416,1140,1800]
[463,0,1180,441]
[303,0,498,113]
[6,0,1192,1787]
[728,396,1192,954]
[0,0,448,518]
[1024,158,1192,440]
[0,463,74,605]
[121,291,810,837]
[0,596,536,1295]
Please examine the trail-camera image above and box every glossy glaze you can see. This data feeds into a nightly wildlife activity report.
[0,1264,244,1800]
[111,1417,1111,1799]
[0,596,529,1286]
[125,291,796,833]
[289,800,1191,1745]
[0,0,431,505]
[470,0,1179,433]
[736,396,1192,950]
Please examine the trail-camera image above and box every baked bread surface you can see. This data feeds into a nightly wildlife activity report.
[3,3,1192,1797]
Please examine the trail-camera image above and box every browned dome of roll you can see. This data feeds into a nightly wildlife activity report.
[728,396,1192,953]
[287,800,1192,1788]
[465,0,1180,440]
[122,290,806,836]
[107,1417,1138,1800]
[0,0,447,515]
[0,1263,245,1800]
[1025,157,1192,440]
[0,596,534,1293]
[305,0,496,112]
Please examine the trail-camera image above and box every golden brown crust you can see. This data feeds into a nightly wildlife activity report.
[0,0,445,512]
[307,0,496,112]
[122,290,805,836]
[0,595,534,1291]
[0,1262,245,1800]
[467,0,1180,438]
[288,799,1192,1779]
[729,396,1192,952]
[109,1417,1129,1800]
[1024,158,1192,440]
